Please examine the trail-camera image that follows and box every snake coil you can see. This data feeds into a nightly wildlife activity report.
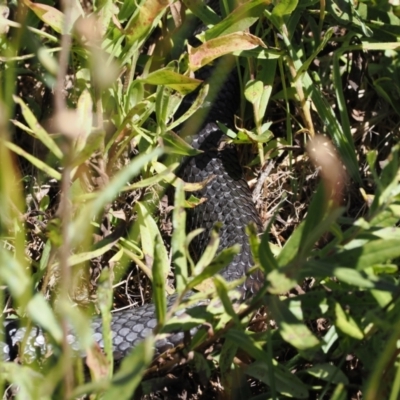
[1,2,263,364]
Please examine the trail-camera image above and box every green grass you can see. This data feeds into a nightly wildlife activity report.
[1,0,400,399]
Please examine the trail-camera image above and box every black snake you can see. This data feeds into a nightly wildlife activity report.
[1,2,264,364]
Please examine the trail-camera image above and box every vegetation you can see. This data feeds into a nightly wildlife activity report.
[1,0,400,398]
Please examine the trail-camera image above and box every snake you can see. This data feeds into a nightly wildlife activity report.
[1,2,264,365]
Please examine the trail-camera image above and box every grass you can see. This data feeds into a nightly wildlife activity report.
[1,0,400,399]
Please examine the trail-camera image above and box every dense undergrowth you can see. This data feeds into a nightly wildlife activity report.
[1,0,400,399]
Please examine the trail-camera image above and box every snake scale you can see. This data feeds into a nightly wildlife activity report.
[1,1,263,364]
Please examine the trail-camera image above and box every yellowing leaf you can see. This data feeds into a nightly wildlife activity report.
[22,0,64,33]
[189,32,266,71]
[75,89,93,152]
[125,0,171,44]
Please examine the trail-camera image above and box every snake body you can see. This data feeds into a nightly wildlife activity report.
[1,4,263,364]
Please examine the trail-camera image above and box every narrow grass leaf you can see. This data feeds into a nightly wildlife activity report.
[162,130,202,156]
[189,245,240,290]
[49,240,116,270]
[204,0,269,40]
[193,227,221,275]
[219,339,238,380]
[276,32,360,182]
[172,180,188,292]
[294,27,334,81]
[213,275,240,324]
[12,95,63,159]
[153,234,168,325]
[123,162,181,190]
[97,268,114,376]
[246,222,260,265]
[105,97,156,154]
[71,129,105,168]
[73,148,162,244]
[225,328,267,360]
[3,140,61,180]
[182,0,220,25]
[137,202,156,274]
[167,84,210,131]
[220,339,238,390]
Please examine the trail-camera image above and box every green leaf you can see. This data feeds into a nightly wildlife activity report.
[327,0,373,37]
[97,268,114,375]
[192,226,221,275]
[182,0,220,25]
[1,363,46,400]
[327,239,400,270]
[166,84,210,131]
[272,0,298,19]
[294,27,334,81]
[220,339,238,388]
[266,266,301,295]
[268,296,320,352]
[71,129,105,168]
[136,201,169,287]
[245,79,264,105]
[140,68,202,95]
[73,148,162,246]
[188,245,240,290]
[213,275,240,324]
[225,329,267,360]
[233,126,273,143]
[276,185,343,266]
[275,31,361,182]
[123,162,181,190]
[152,234,167,325]
[192,352,211,380]
[204,0,270,40]
[334,301,364,340]
[0,249,32,309]
[246,360,309,398]
[105,96,156,154]
[103,337,154,400]
[27,293,63,343]
[172,181,188,292]
[162,131,202,156]
[259,229,279,274]
[305,363,349,384]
